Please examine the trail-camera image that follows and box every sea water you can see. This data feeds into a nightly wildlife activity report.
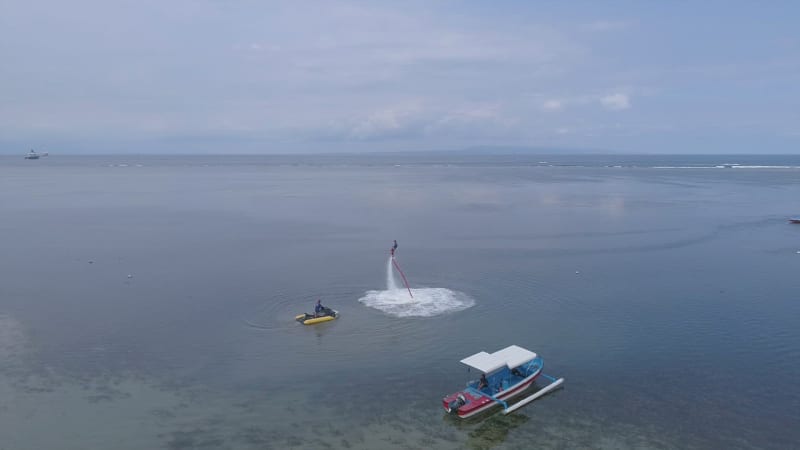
[1,153,799,449]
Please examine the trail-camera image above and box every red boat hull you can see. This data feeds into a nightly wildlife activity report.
[442,371,541,419]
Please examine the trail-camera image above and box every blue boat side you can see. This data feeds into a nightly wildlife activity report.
[465,356,543,394]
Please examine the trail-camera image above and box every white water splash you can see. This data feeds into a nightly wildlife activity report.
[386,257,398,291]
[359,287,474,317]
[359,256,475,317]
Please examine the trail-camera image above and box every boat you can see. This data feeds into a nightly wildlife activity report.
[295,308,339,325]
[442,345,564,418]
[790,218,800,224]
[24,149,40,159]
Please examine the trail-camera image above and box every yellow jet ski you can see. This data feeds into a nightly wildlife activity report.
[295,307,339,325]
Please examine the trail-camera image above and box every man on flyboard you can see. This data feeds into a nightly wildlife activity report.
[390,240,398,257]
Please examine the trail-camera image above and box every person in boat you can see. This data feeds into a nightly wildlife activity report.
[478,373,489,390]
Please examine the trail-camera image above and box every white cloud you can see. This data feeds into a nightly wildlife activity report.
[580,20,634,32]
[344,102,517,141]
[3,1,793,153]
[435,104,499,125]
[428,104,518,137]
[542,100,563,111]
[600,93,631,111]
[349,103,425,140]
[541,93,633,112]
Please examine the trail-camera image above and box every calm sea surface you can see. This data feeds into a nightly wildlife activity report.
[1,154,799,449]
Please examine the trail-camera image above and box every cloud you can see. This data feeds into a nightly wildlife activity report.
[580,20,634,32]
[542,100,563,111]
[343,102,517,141]
[1,1,795,153]
[428,104,518,138]
[0,1,585,148]
[600,93,631,111]
[541,93,632,111]
[348,103,426,140]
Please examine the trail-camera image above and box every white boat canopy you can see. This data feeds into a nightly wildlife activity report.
[460,345,538,374]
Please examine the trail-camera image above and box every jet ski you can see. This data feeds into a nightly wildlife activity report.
[295,307,339,325]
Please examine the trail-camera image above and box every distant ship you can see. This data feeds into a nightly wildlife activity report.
[24,149,48,159]
[790,218,800,224]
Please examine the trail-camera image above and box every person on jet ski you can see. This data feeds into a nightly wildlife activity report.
[314,299,325,317]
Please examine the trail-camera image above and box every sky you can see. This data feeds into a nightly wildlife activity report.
[1,0,799,154]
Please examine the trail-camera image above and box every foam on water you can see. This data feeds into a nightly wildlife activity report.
[360,257,475,317]
[652,165,800,169]
[359,287,475,317]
